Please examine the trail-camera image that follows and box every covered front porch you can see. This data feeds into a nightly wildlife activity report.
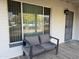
[12,40,79,59]
[0,0,79,59]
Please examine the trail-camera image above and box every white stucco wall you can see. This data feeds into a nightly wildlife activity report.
[73,7,79,40]
[77,8,79,40]
[0,0,23,59]
[0,0,78,58]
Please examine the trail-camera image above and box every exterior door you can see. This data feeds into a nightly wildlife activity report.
[65,11,74,41]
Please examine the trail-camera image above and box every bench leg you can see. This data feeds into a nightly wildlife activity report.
[29,55,33,59]
[27,55,32,59]
[23,51,33,59]
[56,47,58,55]
[23,51,26,56]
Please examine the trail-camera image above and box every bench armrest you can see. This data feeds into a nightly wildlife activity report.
[50,36,59,41]
[50,36,59,47]
[23,40,33,59]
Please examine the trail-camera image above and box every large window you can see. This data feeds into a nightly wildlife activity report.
[8,0,50,43]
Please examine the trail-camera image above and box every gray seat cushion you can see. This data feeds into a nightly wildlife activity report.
[32,45,45,56]
[23,45,45,56]
[41,42,56,51]
[39,34,50,43]
[25,36,40,45]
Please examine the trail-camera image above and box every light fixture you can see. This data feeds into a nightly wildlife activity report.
[64,9,69,15]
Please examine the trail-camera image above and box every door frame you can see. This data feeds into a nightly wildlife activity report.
[64,10,74,42]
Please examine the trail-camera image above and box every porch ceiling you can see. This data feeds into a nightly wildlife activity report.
[70,0,79,6]
[62,0,79,6]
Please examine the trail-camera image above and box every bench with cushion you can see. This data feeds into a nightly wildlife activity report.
[23,34,59,59]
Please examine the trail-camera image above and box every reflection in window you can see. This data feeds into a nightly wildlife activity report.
[23,3,44,36]
[23,13,36,34]
[37,14,44,33]
[8,0,22,43]
[44,7,50,34]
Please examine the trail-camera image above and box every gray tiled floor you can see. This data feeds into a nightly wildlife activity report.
[11,40,79,59]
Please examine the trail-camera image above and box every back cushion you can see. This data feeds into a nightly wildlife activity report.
[40,34,50,43]
[25,36,40,45]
